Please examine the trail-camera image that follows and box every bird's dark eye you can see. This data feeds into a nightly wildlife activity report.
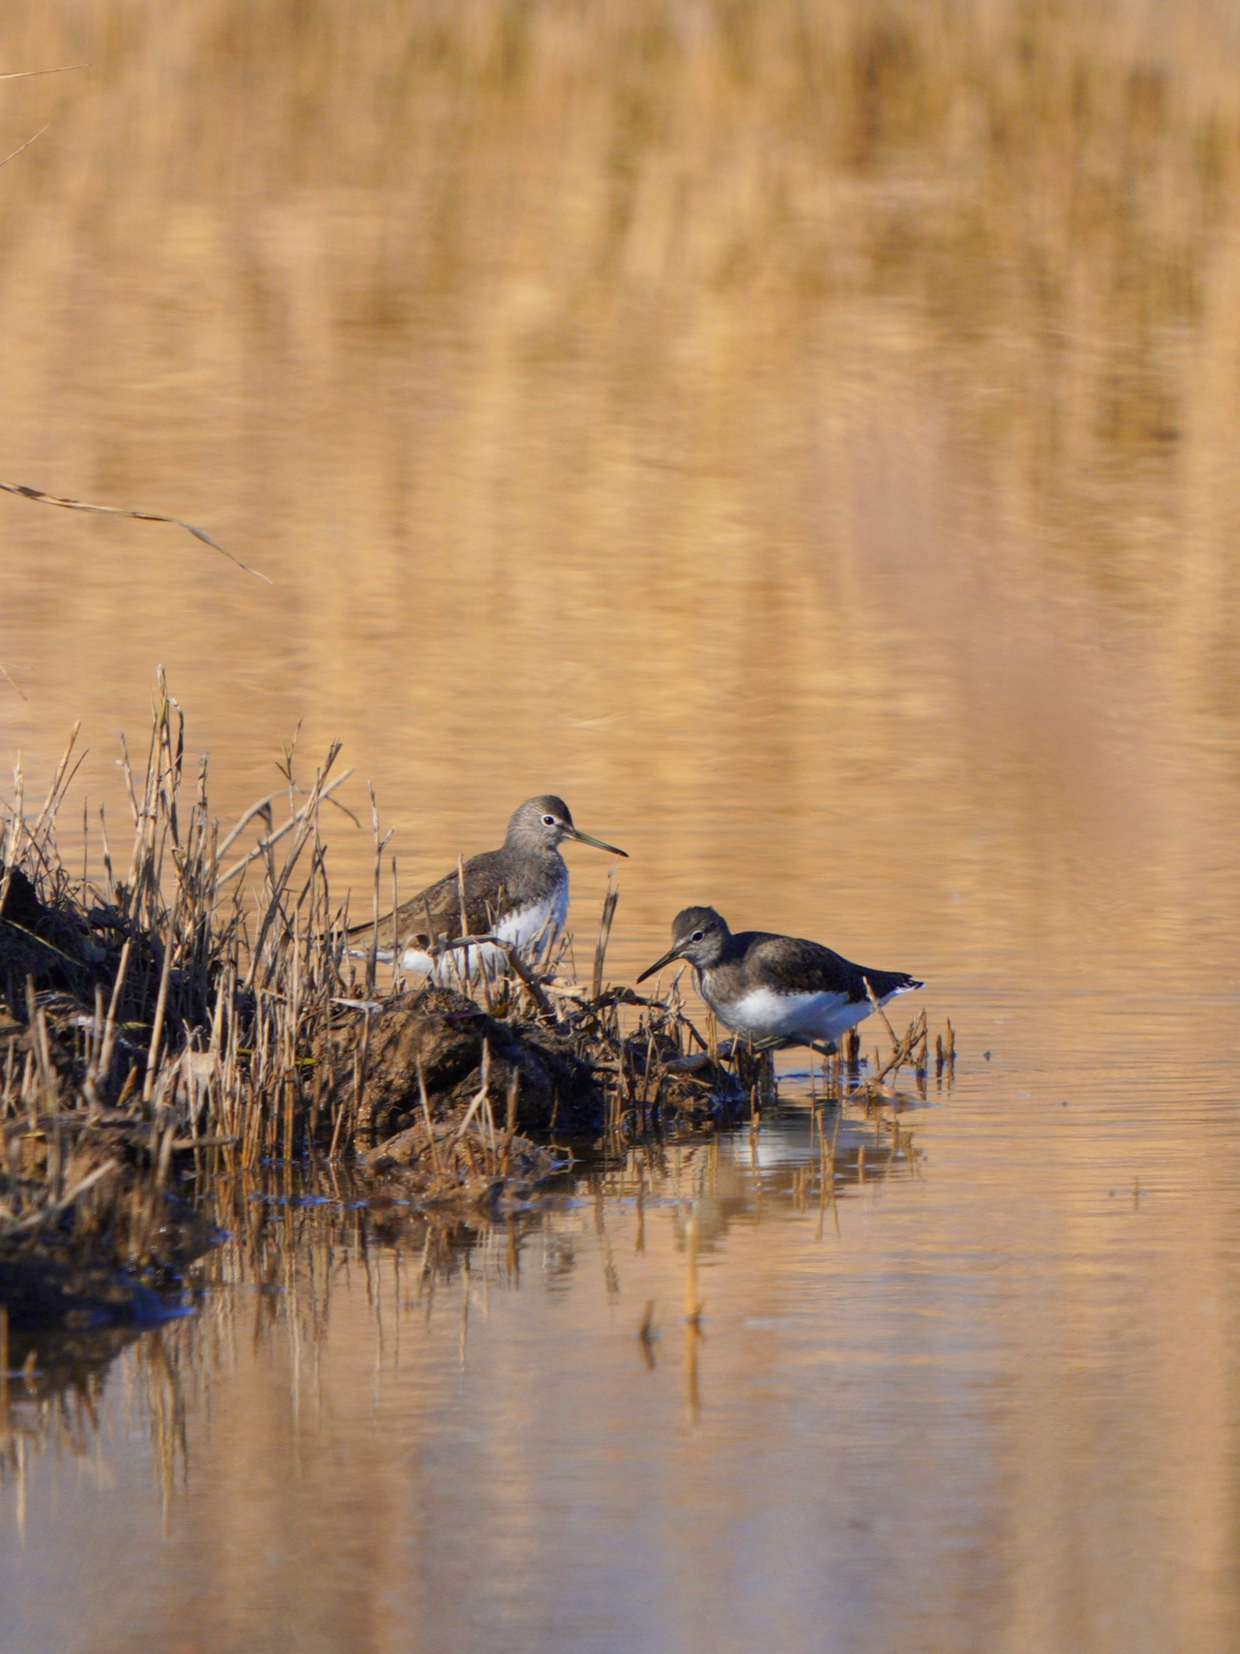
[691,930,704,942]
[542,814,556,826]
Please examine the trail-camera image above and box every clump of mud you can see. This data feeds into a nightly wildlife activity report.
[326,985,604,1143]
[360,1121,566,1215]
[1,1109,218,1331]
[317,979,760,1206]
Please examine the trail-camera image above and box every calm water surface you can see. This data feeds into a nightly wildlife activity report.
[3,3,1240,1649]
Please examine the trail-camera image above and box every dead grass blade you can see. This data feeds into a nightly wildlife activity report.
[0,124,50,170]
[0,64,87,82]
[0,479,270,582]
[0,664,27,702]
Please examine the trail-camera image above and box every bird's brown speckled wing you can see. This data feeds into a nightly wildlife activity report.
[348,849,510,950]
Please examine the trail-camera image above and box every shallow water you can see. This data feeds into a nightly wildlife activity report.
[5,1011,1240,1654]
[3,2,1240,1649]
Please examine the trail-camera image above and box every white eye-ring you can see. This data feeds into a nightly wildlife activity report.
[691,930,704,942]
[542,814,557,826]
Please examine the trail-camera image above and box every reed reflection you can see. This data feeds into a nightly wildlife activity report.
[1,1100,921,1520]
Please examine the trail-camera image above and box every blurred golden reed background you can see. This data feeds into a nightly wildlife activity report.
[3,7,1240,1654]
[0,0,1238,990]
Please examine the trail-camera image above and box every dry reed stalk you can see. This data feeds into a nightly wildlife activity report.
[367,785,387,1003]
[451,1040,493,1147]
[591,872,619,1002]
[0,1158,117,1242]
[142,893,180,1104]
[0,761,25,925]
[863,977,902,1050]
[389,853,402,999]
[456,856,469,984]
[0,687,370,1243]
[501,1068,519,1180]
[214,767,352,895]
[0,477,267,579]
[31,721,82,851]
[416,1056,441,1177]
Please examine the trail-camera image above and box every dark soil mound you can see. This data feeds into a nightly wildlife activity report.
[329,985,604,1142]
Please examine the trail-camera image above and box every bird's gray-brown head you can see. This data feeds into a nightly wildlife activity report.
[637,906,731,981]
[505,796,627,858]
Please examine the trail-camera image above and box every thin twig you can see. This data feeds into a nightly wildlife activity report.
[592,872,619,1002]
[417,1056,441,1175]
[0,478,269,581]
[0,123,50,170]
[0,64,88,82]
[213,769,353,891]
[0,663,27,702]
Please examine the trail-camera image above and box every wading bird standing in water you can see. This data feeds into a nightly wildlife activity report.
[638,905,922,1056]
[349,795,626,979]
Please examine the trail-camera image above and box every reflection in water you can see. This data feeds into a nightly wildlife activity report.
[1,1323,140,1539]
[1,1099,923,1534]
[1,1,1240,1649]
[2,1069,1234,1654]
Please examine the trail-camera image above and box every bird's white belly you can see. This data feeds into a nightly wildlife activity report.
[496,882,567,953]
[709,985,871,1043]
[400,885,567,980]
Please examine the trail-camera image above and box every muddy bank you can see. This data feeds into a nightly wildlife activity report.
[1,1108,219,1332]
[325,985,606,1142]
[0,693,946,1342]
[322,977,757,1153]
[319,980,757,1211]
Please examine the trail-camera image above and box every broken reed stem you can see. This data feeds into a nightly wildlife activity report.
[863,977,901,1051]
[143,893,180,1104]
[592,873,619,1001]
[0,476,268,580]
[417,1055,441,1176]
[0,760,25,927]
[456,855,471,985]
[502,1068,518,1180]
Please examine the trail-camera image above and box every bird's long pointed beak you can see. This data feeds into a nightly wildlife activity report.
[636,945,682,984]
[566,825,627,857]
